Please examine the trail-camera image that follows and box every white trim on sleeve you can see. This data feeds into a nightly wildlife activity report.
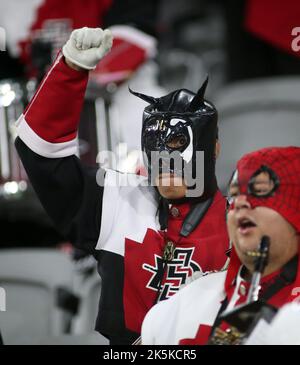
[16,114,79,158]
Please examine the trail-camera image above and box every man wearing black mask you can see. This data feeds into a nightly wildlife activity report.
[15,27,229,344]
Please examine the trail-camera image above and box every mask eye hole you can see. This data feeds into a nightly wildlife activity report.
[248,165,279,197]
[166,134,188,150]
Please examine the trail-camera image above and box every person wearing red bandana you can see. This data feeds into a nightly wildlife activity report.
[14,28,229,345]
[142,146,300,345]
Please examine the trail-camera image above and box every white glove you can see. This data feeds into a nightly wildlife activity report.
[62,27,113,70]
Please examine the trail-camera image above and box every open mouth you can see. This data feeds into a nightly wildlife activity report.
[237,217,257,234]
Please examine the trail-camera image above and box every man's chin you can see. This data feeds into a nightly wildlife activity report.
[158,190,186,200]
[235,235,263,258]
[157,173,184,187]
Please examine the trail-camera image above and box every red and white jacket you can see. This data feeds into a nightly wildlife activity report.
[15,54,229,344]
[142,248,300,345]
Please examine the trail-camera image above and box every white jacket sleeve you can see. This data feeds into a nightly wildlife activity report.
[141,302,162,345]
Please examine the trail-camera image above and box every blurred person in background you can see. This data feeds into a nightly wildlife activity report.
[0,0,160,81]
[15,27,230,344]
[0,0,112,80]
[142,146,300,345]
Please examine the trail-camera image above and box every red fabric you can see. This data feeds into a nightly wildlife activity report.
[90,38,147,85]
[224,247,242,294]
[216,246,300,342]
[30,0,111,30]
[180,246,300,345]
[225,250,300,308]
[245,0,300,57]
[123,191,229,333]
[179,325,212,345]
[24,53,88,143]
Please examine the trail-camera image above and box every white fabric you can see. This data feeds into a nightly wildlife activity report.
[96,169,160,256]
[16,114,79,158]
[110,25,157,58]
[62,27,113,70]
[141,271,227,345]
[246,302,300,345]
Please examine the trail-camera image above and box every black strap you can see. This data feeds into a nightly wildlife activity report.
[153,236,183,305]
[158,196,214,233]
[180,198,213,237]
[153,262,168,304]
[260,254,298,301]
[155,197,214,304]
[158,197,169,231]
[209,297,229,336]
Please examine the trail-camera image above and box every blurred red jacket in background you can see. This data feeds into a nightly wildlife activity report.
[245,0,300,57]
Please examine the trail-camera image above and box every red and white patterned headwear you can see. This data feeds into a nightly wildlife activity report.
[235,146,300,233]
[225,146,300,292]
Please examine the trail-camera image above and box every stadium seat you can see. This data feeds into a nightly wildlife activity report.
[71,268,102,335]
[213,77,300,191]
[0,248,75,345]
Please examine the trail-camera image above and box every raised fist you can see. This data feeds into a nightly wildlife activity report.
[62,27,113,70]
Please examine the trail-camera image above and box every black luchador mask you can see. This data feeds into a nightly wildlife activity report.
[129,78,218,200]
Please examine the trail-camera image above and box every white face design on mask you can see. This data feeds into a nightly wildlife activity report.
[168,118,193,163]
